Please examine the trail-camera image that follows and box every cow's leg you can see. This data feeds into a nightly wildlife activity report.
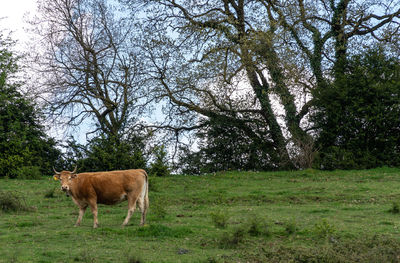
[88,201,99,228]
[137,195,147,226]
[75,205,87,227]
[122,194,138,226]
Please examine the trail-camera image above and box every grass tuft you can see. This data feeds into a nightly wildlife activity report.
[127,255,144,263]
[284,219,298,236]
[0,191,33,213]
[151,199,167,220]
[313,219,336,239]
[219,227,246,248]
[388,202,400,214]
[210,210,229,229]
[135,224,192,238]
[248,216,270,237]
[44,187,57,198]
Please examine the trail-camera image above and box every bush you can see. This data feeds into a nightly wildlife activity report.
[65,134,147,173]
[14,166,42,180]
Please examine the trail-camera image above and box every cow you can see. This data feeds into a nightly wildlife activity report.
[53,167,149,228]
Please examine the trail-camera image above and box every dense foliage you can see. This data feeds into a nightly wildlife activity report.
[180,119,276,174]
[0,33,61,178]
[313,48,400,169]
[61,134,146,173]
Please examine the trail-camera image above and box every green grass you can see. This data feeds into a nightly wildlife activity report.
[1,167,400,262]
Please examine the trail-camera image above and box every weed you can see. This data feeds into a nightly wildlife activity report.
[313,219,336,239]
[210,210,229,229]
[389,202,400,214]
[0,191,33,213]
[219,227,246,248]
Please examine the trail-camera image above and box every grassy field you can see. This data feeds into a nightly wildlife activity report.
[1,168,400,262]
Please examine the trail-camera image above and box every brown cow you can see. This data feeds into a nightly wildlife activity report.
[53,167,149,228]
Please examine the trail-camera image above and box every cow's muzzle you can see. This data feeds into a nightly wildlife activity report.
[61,186,71,197]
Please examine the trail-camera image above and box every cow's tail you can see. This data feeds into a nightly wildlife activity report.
[143,170,149,211]
[139,170,149,223]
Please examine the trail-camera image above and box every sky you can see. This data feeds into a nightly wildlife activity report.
[0,0,37,49]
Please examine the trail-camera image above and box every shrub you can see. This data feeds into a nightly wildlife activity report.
[15,166,42,180]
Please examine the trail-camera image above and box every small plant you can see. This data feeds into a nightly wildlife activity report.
[219,227,246,248]
[313,219,336,239]
[285,219,297,235]
[389,202,400,214]
[210,210,229,229]
[0,191,33,213]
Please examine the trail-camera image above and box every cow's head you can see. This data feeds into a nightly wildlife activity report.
[53,166,78,196]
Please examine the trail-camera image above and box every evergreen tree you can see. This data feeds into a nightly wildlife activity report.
[0,33,61,178]
[313,47,400,169]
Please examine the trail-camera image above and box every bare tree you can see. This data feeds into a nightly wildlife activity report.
[30,0,148,138]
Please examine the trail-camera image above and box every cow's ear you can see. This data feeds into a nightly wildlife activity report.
[71,173,77,179]
[53,175,60,181]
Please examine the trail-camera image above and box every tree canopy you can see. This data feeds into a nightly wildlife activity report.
[27,0,400,172]
[0,32,61,178]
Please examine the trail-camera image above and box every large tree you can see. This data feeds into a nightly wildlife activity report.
[31,0,149,139]
[124,0,399,170]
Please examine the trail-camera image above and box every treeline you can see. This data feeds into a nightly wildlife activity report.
[1,0,400,176]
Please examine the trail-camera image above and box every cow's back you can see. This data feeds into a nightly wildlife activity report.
[74,169,146,205]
